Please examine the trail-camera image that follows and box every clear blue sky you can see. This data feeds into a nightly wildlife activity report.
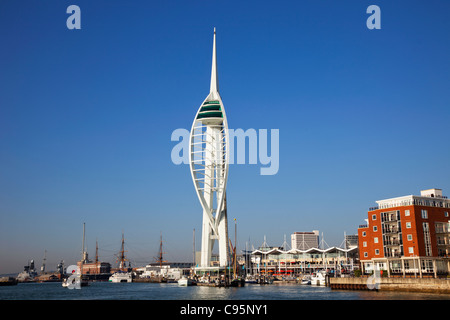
[1,0,449,274]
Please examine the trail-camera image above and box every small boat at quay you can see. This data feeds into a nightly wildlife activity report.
[178,276,195,286]
[301,275,311,285]
[244,275,257,284]
[311,270,327,286]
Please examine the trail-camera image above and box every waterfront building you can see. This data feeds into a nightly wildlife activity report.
[344,234,359,248]
[189,28,230,271]
[77,234,112,278]
[291,231,319,250]
[250,237,359,277]
[77,243,111,278]
[78,261,111,275]
[358,188,450,277]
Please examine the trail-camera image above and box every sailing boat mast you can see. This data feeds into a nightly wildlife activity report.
[234,218,237,279]
[193,228,195,267]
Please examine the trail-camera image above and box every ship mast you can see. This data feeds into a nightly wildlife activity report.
[118,232,128,271]
[81,222,89,263]
[95,239,99,264]
[82,222,85,261]
[80,222,86,275]
[154,232,167,268]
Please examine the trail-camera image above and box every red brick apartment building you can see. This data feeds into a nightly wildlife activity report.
[358,188,450,277]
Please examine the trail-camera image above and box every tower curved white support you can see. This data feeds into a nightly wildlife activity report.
[189,28,230,268]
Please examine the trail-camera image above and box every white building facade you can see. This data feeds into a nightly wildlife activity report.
[291,231,319,251]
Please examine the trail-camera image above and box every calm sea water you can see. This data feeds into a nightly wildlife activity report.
[1,281,449,300]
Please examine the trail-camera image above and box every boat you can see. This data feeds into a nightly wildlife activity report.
[230,278,245,287]
[109,232,133,283]
[109,271,132,283]
[244,275,258,284]
[300,274,311,285]
[62,275,88,288]
[62,278,70,287]
[16,260,38,283]
[178,276,195,286]
[258,277,273,284]
[311,270,327,286]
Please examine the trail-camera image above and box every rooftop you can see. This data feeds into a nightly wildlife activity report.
[368,188,450,211]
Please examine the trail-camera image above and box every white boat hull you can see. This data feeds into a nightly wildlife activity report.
[109,272,132,283]
[178,278,193,286]
[310,271,327,286]
[311,278,326,286]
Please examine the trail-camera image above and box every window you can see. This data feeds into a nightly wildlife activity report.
[374,237,378,243]
[375,249,380,255]
[445,212,449,217]
[373,226,378,232]
[408,247,414,254]
[407,234,413,241]
[405,210,410,216]
[362,231,366,237]
[372,214,377,220]
[364,252,368,257]
[421,209,428,219]
[406,222,412,229]
[363,241,367,247]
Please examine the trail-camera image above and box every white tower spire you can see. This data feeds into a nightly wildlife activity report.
[189,28,230,270]
[210,27,219,95]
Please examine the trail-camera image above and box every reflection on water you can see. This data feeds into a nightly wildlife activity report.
[0,282,449,300]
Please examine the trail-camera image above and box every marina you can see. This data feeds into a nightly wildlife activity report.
[8,220,449,294]
[1,280,449,300]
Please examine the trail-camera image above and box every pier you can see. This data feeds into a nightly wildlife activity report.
[329,277,450,294]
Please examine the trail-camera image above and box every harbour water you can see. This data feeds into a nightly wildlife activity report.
[1,281,449,300]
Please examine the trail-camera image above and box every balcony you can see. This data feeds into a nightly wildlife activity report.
[435,227,450,234]
[384,239,402,246]
[381,211,400,222]
[437,240,450,246]
[383,227,401,234]
[385,252,402,258]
